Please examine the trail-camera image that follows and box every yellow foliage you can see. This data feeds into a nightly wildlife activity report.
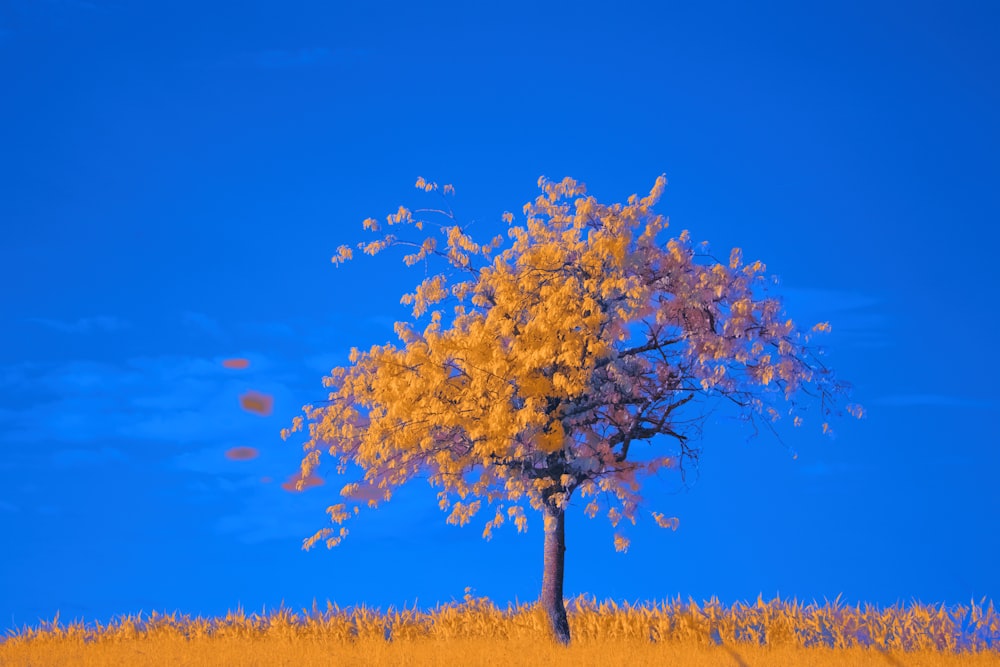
[4,595,997,665]
[813,321,832,333]
[286,174,863,553]
[651,512,680,530]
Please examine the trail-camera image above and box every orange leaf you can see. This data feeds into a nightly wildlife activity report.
[281,472,325,493]
[239,391,273,416]
[225,446,259,461]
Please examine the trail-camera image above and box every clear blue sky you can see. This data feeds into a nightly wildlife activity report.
[2,0,998,635]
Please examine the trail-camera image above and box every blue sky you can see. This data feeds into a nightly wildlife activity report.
[2,0,998,636]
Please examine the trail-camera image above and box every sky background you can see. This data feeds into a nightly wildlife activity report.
[2,0,998,637]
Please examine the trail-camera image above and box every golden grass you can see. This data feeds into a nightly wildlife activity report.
[3,593,997,666]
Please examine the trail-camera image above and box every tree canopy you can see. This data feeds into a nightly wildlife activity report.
[280,174,863,644]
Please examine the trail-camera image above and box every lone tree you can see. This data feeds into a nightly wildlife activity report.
[281,174,864,645]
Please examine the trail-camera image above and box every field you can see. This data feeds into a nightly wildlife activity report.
[2,592,998,666]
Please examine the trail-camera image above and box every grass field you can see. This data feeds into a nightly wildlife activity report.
[3,592,997,666]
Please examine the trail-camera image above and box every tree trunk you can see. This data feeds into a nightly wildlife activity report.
[540,504,571,645]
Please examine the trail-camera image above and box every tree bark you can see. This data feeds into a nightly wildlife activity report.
[540,504,571,645]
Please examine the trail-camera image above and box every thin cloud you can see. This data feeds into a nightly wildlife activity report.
[868,394,995,409]
[795,461,860,478]
[214,476,441,545]
[3,395,124,443]
[26,315,130,334]
[37,359,134,393]
[0,354,293,446]
[0,362,40,390]
[209,46,371,71]
[251,46,369,69]
[237,321,297,340]
[41,0,101,9]
[302,352,346,375]
[181,311,227,340]
[172,446,270,477]
[215,498,329,545]
[50,446,128,468]
[769,287,892,350]
[776,288,882,313]
[199,434,462,546]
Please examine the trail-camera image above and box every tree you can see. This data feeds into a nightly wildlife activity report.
[280,174,864,645]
